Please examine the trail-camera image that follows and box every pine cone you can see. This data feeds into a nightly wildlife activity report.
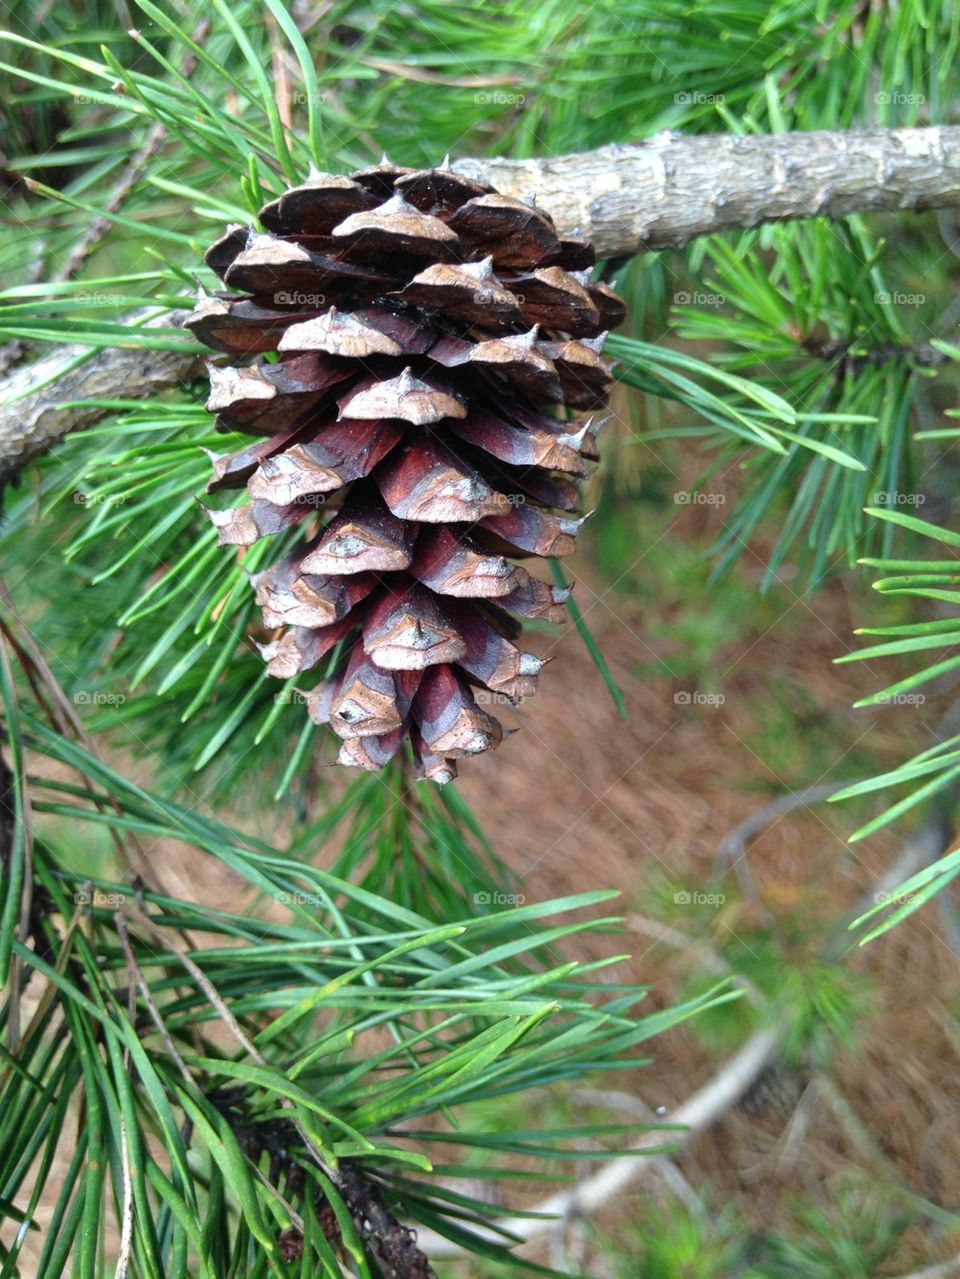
[188,159,624,782]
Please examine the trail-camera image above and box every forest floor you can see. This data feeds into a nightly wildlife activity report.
[435,469,960,1276]
[453,535,960,1275]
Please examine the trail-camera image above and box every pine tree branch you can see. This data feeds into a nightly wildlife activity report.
[0,310,201,485]
[802,335,950,370]
[453,125,960,256]
[3,124,960,480]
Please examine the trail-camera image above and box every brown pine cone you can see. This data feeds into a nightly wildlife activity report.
[188,159,624,782]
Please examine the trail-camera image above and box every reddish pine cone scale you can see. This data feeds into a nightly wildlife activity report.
[188,160,625,782]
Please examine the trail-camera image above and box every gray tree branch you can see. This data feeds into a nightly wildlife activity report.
[414,1021,786,1259]
[453,124,960,256]
[3,124,960,480]
[0,310,199,484]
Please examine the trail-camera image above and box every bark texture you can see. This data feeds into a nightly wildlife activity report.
[452,125,960,256]
[4,125,960,478]
[0,311,199,483]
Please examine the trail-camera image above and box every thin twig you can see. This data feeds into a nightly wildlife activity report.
[0,583,177,902]
[63,14,205,277]
[116,912,193,1087]
[571,1087,707,1217]
[415,1019,786,1258]
[0,18,210,379]
[52,127,169,286]
[0,631,33,1051]
[115,1118,134,1279]
[127,901,341,1186]
[802,334,951,372]
[131,906,264,1064]
[713,781,846,880]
